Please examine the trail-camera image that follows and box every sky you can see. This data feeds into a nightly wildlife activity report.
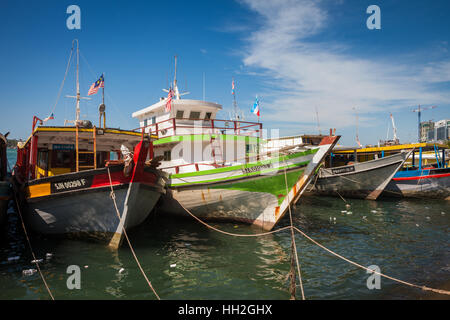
[0,0,449,145]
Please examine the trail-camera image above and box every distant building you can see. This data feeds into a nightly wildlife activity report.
[420,121,434,142]
[421,119,449,143]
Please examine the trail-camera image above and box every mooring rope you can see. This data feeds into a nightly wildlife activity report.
[12,191,55,300]
[176,194,450,297]
[177,200,292,237]
[106,167,161,300]
[282,164,305,300]
[292,226,450,296]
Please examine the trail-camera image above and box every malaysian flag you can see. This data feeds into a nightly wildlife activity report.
[165,88,173,112]
[87,74,104,96]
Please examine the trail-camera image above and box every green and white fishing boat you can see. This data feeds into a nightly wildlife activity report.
[132,58,339,230]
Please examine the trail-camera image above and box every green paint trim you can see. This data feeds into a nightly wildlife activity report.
[153,134,261,145]
[170,161,309,186]
[210,167,306,205]
[171,148,317,178]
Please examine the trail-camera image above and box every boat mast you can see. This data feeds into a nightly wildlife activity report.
[354,107,362,147]
[164,55,189,100]
[76,39,80,121]
[65,39,90,125]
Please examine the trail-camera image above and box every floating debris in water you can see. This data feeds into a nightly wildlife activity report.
[416,224,420,227]
[426,216,431,220]
[22,269,37,276]
[45,253,53,260]
[371,210,377,214]
[345,204,351,209]
[31,259,43,264]
[170,264,177,268]
[7,256,20,262]
[84,265,89,269]
[442,212,446,215]
[346,212,352,215]
[118,268,125,274]
[341,210,347,213]
[362,216,367,220]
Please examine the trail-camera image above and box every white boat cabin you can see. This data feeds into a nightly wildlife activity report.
[132,97,263,174]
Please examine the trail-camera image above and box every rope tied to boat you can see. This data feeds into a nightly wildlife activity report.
[106,167,161,300]
[282,162,305,300]
[12,186,55,300]
[176,201,450,297]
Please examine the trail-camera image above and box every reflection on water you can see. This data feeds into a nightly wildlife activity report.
[1,148,449,299]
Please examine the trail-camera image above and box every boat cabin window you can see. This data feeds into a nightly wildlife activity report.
[51,150,75,169]
[176,110,184,119]
[37,149,49,171]
[189,111,201,120]
[151,116,156,124]
[205,112,212,120]
[143,119,148,128]
[163,150,171,161]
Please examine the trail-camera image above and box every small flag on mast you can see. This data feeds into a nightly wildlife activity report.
[251,96,260,117]
[43,113,54,122]
[231,79,235,95]
[87,74,104,96]
[165,88,173,112]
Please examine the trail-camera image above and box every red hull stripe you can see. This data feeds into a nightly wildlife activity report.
[91,170,157,188]
[393,173,450,181]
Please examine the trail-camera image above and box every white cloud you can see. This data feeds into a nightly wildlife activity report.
[239,0,450,131]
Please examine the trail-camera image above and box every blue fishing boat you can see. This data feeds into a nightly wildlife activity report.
[332,143,449,200]
[383,145,449,199]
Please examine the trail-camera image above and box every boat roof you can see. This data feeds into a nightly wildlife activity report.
[332,142,448,154]
[132,99,222,119]
[19,126,157,152]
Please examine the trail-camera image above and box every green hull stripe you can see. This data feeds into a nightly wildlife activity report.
[210,167,306,205]
[170,161,309,187]
[171,148,317,178]
[154,134,261,146]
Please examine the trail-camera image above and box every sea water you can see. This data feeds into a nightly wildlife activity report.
[1,149,448,299]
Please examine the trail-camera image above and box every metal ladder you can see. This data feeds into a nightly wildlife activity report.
[75,125,97,172]
[210,135,223,164]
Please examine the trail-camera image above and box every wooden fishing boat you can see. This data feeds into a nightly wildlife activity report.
[332,143,449,200]
[310,150,412,200]
[162,135,339,230]
[0,132,11,226]
[131,57,340,229]
[13,124,166,247]
[12,40,167,248]
[384,167,450,199]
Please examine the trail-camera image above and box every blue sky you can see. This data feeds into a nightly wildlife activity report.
[0,0,449,145]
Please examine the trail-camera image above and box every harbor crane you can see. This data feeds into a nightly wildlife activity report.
[412,105,437,142]
[390,113,398,143]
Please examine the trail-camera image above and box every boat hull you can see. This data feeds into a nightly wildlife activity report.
[163,166,306,230]
[21,165,165,240]
[311,152,410,200]
[162,136,340,230]
[383,167,450,199]
[0,181,11,226]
